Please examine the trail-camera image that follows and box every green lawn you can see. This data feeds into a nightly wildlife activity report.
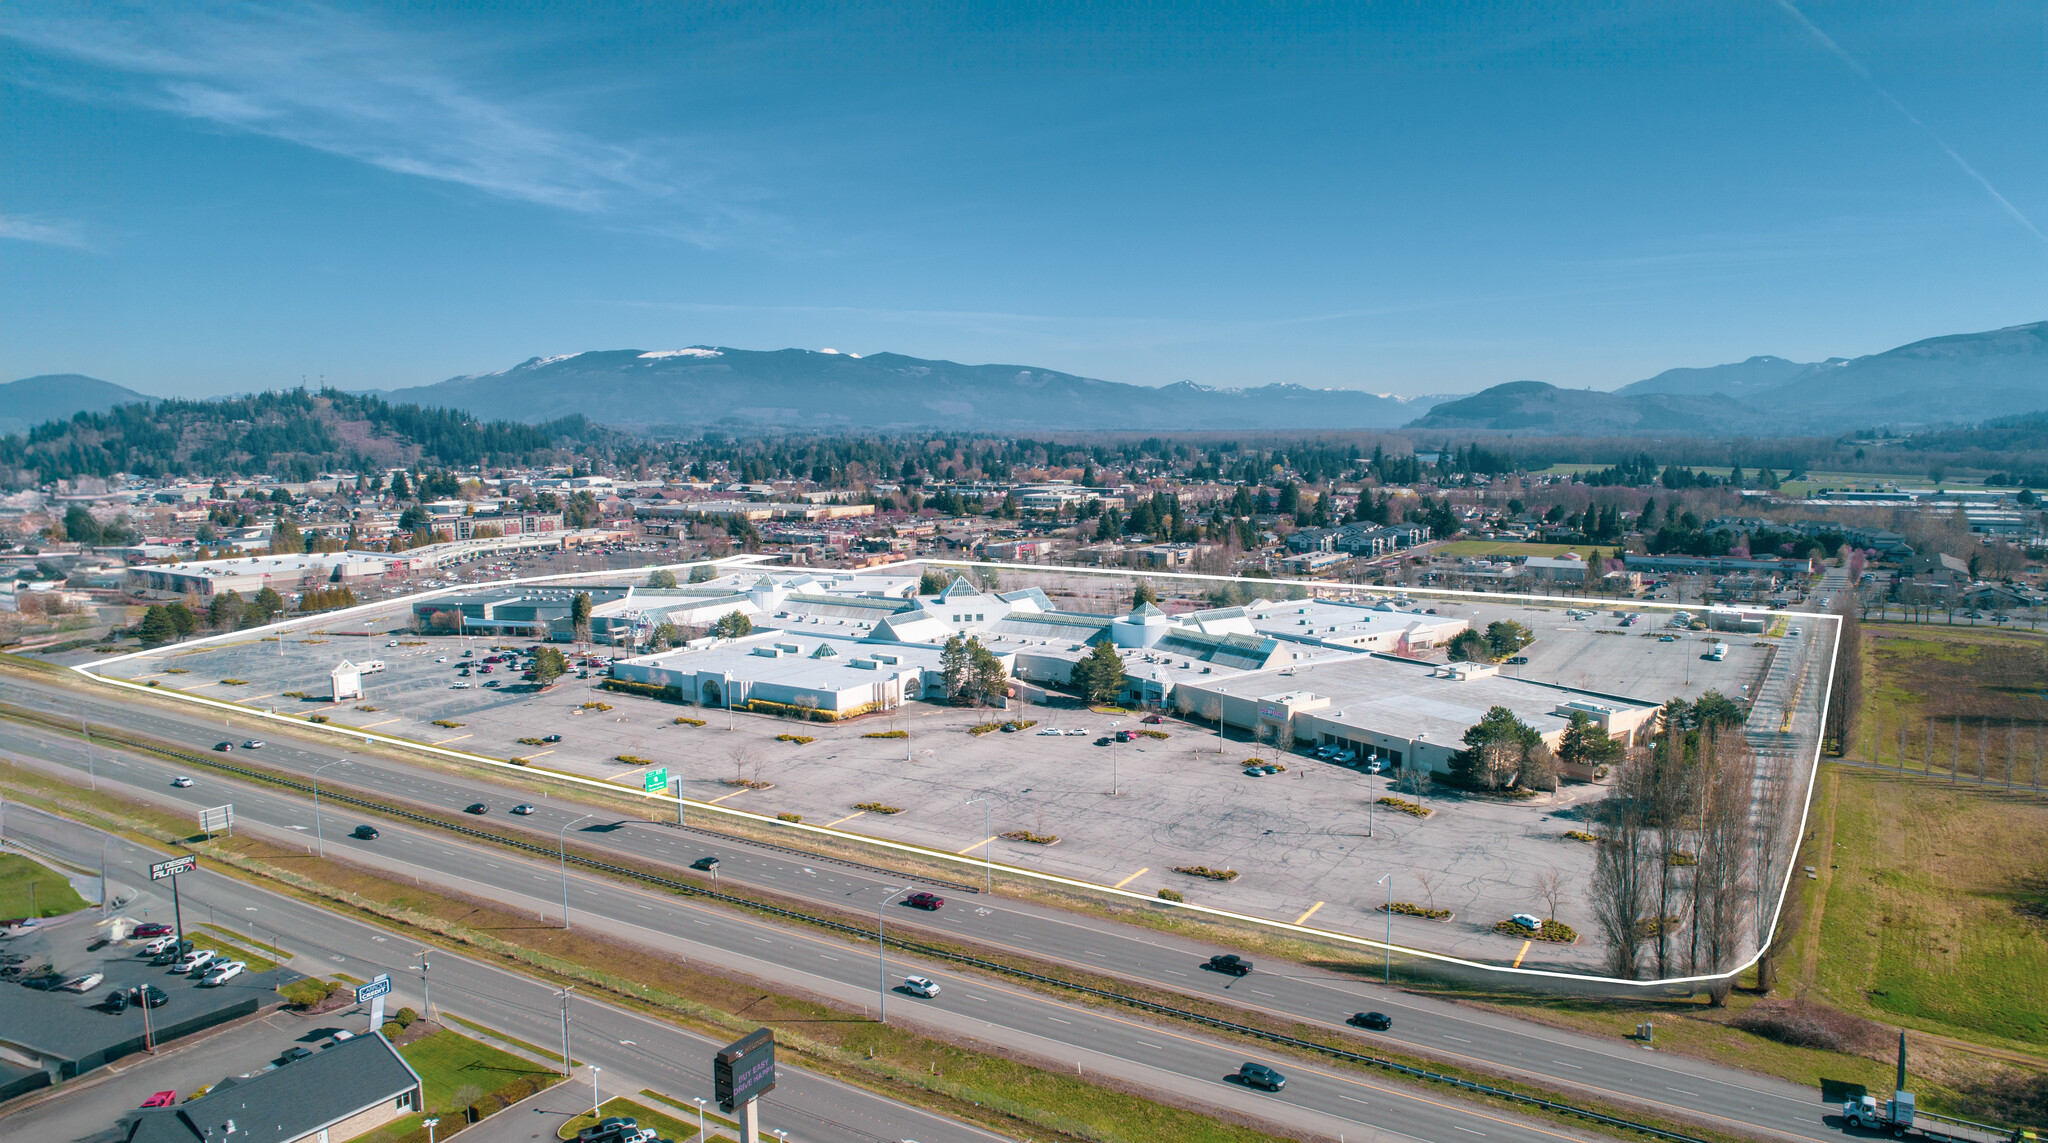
[399,1030,559,1118]
[0,853,90,918]
[190,925,282,972]
[558,1096,699,1141]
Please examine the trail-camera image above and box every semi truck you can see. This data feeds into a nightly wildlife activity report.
[1841,1035,2036,1142]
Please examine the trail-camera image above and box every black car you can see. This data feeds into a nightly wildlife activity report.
[213,742,233,752]
[351,825,380,840]
[690,856,720,871]
[1094,736,1113,746]
[132,984,169,1008]
[150,941,195,966]
[1349,1011,1393,1030]
[465,803,489,815]
[280,1046,314,1063]
[20,973,66,991]
[1205,954,1252,977]
[542,734,563,743]
[1238,1062,1286,1091]
[99,989,130,1013]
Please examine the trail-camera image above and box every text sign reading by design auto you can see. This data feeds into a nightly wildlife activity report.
[149,855,197,881]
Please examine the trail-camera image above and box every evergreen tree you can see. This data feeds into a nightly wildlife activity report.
[1071,641,1127,704]
[570,591,593,641]
[646,568,678,589]
[712,610,753,639]
[1132,581,1158,608]
[1557,710,1624,772]
[165,602,199,639]
[531,645,570,686]
[207,590,245,630]
[248,587,286,625]
[1448,706,1541,790]
[138,605,176,647]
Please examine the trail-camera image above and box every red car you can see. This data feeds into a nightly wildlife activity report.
[140,1091,178,1108]
[1141,715,1165,724]
[132,922,173,939]
[904,892,945,911]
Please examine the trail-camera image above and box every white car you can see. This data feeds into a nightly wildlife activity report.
[436,657,449,663]
[173,949,218,974]
[139,935,179,956]
[903,975,941,998]
[1036,727,1063,736]
[1364,759,1385,774]
[1064,729,1088,736]
[450,682,472,689]
[57,972,105,993]
[1510,913,1544,932]
[201,960,247,986]
[242,739,264,750]
[172,776,194,788]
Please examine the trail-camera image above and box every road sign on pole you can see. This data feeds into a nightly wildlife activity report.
[198,805,234,838]
[643,767,668,794]
[149,855,197,881]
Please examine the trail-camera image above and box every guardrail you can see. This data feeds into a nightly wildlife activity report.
[28,710,1726,1143]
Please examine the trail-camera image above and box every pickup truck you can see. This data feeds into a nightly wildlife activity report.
[1205,954,1252,977]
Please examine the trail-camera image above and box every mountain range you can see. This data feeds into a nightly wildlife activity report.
[11,320,2046,438]
[1409,321,2048,434]
[375,349,1441,432]
[0,374,156,435]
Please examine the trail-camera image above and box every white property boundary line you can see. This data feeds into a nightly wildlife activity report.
[64,554,1838,991]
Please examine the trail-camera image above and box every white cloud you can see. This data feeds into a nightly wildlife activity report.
[3,2,766,246]
[0,213,93,250]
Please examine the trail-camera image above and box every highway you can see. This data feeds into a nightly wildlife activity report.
[4,672,1836,1141]
[0,802,1001,1143]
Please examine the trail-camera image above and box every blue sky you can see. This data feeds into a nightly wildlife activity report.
[4,1,2044,400]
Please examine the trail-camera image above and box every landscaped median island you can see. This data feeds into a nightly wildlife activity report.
[1497,918,1578,943]
[1379,901,1451,920]
[1000,829,1058,845]
[1376,795,1432,817]
[1173,865,1239,881]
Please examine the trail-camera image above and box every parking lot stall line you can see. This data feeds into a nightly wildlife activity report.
[1294,901,1325,925]
[823,811,865,827]
[1111,867,1149,889]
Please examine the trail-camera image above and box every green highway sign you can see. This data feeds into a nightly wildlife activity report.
[645,767,668,794]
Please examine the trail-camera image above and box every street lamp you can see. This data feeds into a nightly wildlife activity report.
[310,758,345,858]
[964,795,992,895]
[591,1065,601,1118]
[422,1117,440,1143]
[1108,720,1121,796]
[1377,873,1393,984]
[558,813,596,928]
[876,884,910,1022]
[692,1098,708,1140]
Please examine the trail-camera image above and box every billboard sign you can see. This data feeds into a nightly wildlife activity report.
[149,855,197,881]
[644,767,668,794]
[354,973,393,1003]
[198,805,234,836]
[713,1027,776,1108]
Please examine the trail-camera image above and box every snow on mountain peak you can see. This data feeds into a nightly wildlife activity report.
[639,348,723,359]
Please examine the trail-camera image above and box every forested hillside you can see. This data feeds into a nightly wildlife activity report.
[0,389,610,484]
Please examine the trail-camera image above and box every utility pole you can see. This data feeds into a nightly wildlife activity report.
[557,987,574,1077]
[82,713,96,791]
[419,950,433,1021]
[559,813,595,928]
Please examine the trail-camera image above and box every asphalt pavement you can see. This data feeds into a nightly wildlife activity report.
[2,672,1839,1142]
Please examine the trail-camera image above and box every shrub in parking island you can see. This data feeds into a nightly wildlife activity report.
[615,754,654,765]
[1156,888,1184,902]
[1000,830,1058,844]
[776,812,802,822]
[1376,796,1432,817]
[775,733,814,745]
[1563,829,1598,842]
[431,720,464,729]
[1173,865,1239,881]
[673,716,705,726]
[1496,918,1577,942]
[854,802,904,814]
[862,729,907,739]
[517,737,547,746]
[1379,901,1451,919]
[1135,729,1168,740]
[579,701,611,712]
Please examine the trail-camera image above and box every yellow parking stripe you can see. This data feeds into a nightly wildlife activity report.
[707,787,751,804]
[1513,940,1532,968]
[1294,901,1325,925]
[823,811,866,827]
[360,718,399,728]
[1111,867,1149,889]
[956,836,997,855]
[432,734,472,745]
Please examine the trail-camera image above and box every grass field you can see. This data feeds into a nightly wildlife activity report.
[1857,623,2048,785]
[1433,539,1598,559]
[401,1030,558,1118]
[0,853,90,918]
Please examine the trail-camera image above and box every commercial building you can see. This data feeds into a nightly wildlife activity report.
[125,1031,423,1143]
[611,629,1007,716]
[1171,655,1661,775]
[126,552,415,599]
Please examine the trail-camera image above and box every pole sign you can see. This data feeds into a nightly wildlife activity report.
[354,974,394,1003]
[643,767,668,794]
[149,855,197,881]
[713,1027,776,1109]
[198,805,234,837]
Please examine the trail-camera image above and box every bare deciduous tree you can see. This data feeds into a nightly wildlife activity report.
[1412,870,1440,912]
[1592,749,1654,979]
[1535,865,1567,921]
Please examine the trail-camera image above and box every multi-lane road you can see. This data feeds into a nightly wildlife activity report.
[0,802,999,1143]
[2,671,1837,1142]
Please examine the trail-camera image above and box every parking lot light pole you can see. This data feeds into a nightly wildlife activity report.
[556,986,574,1077]
[310,759,344,859]
[965,796,991,894]
[692,1098,708,1139]
[558,813,595,929]
[1377,873,1393,984]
